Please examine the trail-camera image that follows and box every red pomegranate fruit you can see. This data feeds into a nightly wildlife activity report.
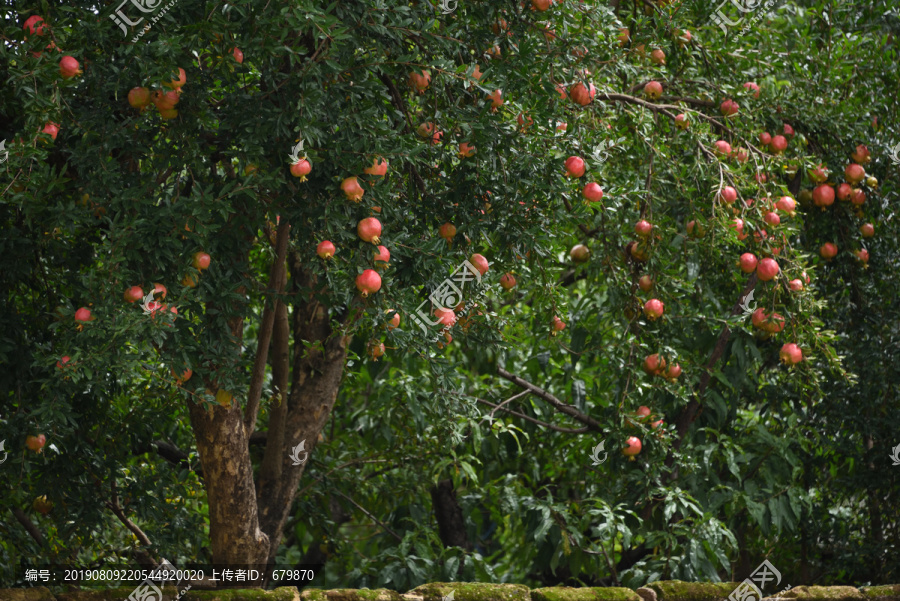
[583,183,604,202]
[820,243,837,260]
[643,299,665,320]
[470,253,490,275]
[757,257,780,281]
[317,240,335,259]
[780,343,803,365]
[357,217,382,244]
[356,269,382,297]
[565,156,586,178]
[59,56,81,78]
[739,253,758,274]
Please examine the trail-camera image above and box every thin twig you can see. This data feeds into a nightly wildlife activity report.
[497,368,603,431]
[475,396,590,433]
[332,489,403,542]
[105,478,153,548]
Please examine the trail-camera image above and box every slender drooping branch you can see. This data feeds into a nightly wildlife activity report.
[331,489,403,542]
[257,299,291,488]
[12,507,45,546]
[105,478,154,549]
[244,217,292,438]
[671,274,759,454]
[497,367,603,431]
[476,395,590,433]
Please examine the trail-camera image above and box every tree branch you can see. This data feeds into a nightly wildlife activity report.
[257,299,291,488]
[105,478,154,549]
[671,275,758,453]
[497,367,603,431]
[134,439,202,477]
[244,217,292,438]
[12,507,45,546]
[331,489,403,542]
[475,396,590,433]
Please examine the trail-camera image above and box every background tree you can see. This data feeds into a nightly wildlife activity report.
[1,0,898,589]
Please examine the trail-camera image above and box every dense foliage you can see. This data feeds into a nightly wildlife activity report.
[2,0,899,590]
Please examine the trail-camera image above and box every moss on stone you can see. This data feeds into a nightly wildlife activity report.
[302,590,328,601]
[183,587,299,601]
[860,586,900,601]
[777,587,864,601]
[354,589,402,601]
[0,588,57,601]
[57,586,174,600]
[531,587,641,601]
[298,589,398,601]
[408,583,530,601]
[645,581,740,601]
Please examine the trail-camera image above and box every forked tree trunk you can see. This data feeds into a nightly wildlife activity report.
[187,400,270,578]
[256,262,351,562]
[188,234,350,577]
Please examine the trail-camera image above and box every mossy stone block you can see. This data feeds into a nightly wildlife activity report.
[860,586,900,601]
[531,587,641,601]
[57,586,177,600]
[0,588,57,601]
[407,583,530,601]
[646,581,740,601]
[301,590,399,601]
[183,587,300,601]
[777,587,864,601]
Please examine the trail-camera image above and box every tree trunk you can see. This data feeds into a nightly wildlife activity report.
[430,479,472,550]
[257,262,351,562]
[187,400,270,582]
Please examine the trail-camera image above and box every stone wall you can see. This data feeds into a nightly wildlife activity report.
[3,581,899,601]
